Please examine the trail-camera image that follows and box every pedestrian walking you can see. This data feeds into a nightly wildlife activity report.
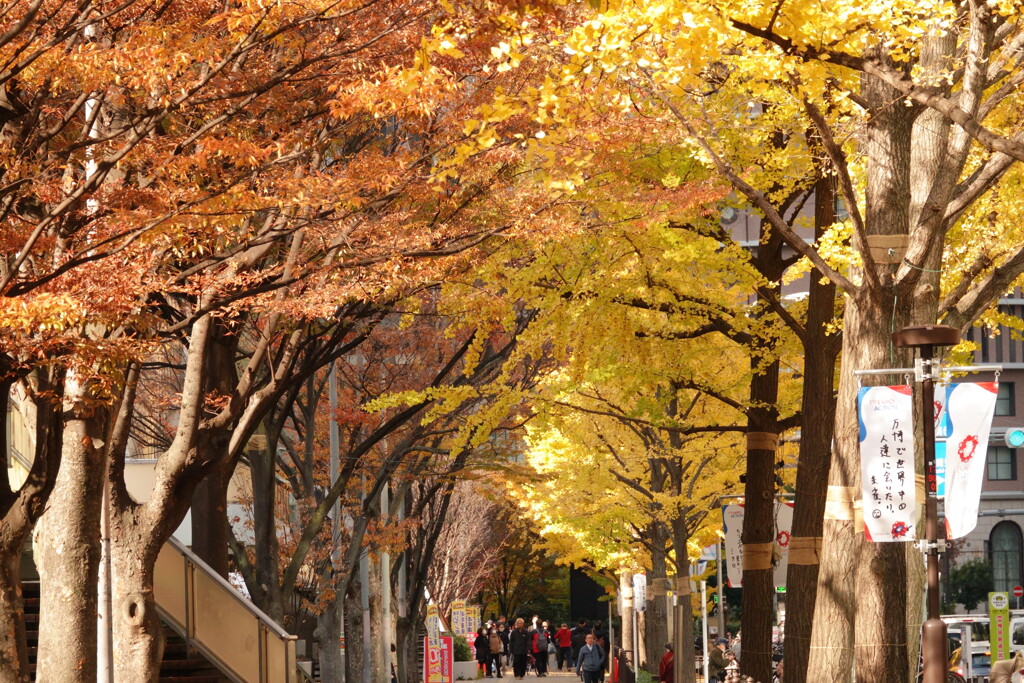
[575,633,606,683]
[509,618,531,680]
[532,622,550,676]
[475,627,490,677]
[570,619,589,668]
[488,627,504,678]
[554,623,572,670]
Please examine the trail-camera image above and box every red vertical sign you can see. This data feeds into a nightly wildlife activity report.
[423,635,454,683]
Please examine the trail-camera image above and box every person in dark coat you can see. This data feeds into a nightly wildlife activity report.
[508,618,531,679]
[570,619,589,668]
[475,627,490,677]
[488,627,504,678]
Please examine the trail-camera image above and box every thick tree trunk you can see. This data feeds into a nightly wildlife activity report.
[645,523,670,674]
[739,222,784,683]
[190,458,232,578]
[395,614,417,683]
[345,570,365,682]
[367,555,385,681]
[251,432,283,621]
[34,400,106,681]
[0,372,63,683]
[0,539,28,683]
[315,593,344,683]
[669,517,696,683]
[109,532,164,682]
[781,174,840,683]
[189,323,239,578]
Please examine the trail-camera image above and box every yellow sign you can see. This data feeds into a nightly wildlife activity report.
[990,591,1011,663]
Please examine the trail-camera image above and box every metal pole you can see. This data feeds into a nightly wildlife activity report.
[919,344,948,683]
[716,543,725,640]
[893,325,961,683]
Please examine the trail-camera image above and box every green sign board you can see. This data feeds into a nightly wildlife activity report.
[989,591,1011,663]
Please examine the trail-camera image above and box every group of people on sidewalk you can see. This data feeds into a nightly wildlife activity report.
[473,616,609,681]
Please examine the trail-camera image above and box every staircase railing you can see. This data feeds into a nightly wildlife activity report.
[154,536,298,683]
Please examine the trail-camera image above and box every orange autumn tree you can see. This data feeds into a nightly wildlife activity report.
[0,0,579,680]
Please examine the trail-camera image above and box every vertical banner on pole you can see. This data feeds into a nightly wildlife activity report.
[427,604,441,648]
[451,600,466,643]
[858,385,916,542]
[944,382,998,539]
[773,501,794,590]
[721,501,794,588]
[990,592,1011,663]
[423,635,453,683]
[722,504,745,587]
[633,574,647,613]
[935,383,950,497]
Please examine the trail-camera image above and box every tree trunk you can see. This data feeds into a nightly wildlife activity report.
[109,527,164,682]
[190,458,232,578]
[670,517,696,683]
[739,220,784,683]
[345,570,365,682]
[34,397,106,681]
[0,370,63,683]
[0,537,28,683]
[781,173,840,683]
[619,570,634,664]
[367,555,385,681]
[645,523,670,674]
[395,614,417,683]
[315,591,344,683]
[251,429,283,621]
[189,322,239,578]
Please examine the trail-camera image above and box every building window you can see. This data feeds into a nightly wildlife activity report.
[988,447,1017,481]
[990,522,1024,593]
[996,382,1015,416]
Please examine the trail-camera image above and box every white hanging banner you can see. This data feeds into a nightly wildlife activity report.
[721,504,744,588]
[633,573,647,613]
[773,500,794,589]
[944,382,998,539]
[859,385,916,542]
[719,501,793,588]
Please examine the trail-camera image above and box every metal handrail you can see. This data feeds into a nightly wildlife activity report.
[155,536,298,683]
[166,536,294,639]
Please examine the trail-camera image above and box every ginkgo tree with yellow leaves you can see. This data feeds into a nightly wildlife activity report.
[440,0,1024,680]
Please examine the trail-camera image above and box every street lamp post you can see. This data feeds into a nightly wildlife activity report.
[893,324,961,683]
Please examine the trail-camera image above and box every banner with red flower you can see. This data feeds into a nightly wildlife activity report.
[944,382,998,539]
[721,500,794,588]
[858,385,916,542]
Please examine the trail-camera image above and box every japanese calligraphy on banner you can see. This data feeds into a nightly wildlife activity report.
[451,600,466,641]
[858,385,916,542]
[466,605,480,642]
[945,382,998,539]
[720,501,794,588]
[722,504,744,588]
[426,604,441,649]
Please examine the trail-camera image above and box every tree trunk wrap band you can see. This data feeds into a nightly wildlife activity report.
[823,485,863,527]
[915,473,925,505]
[787,536,823,565]
[674,577,691,595]
[746,432,778,451]
[865,234,908,264]
[742,543,774,571]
